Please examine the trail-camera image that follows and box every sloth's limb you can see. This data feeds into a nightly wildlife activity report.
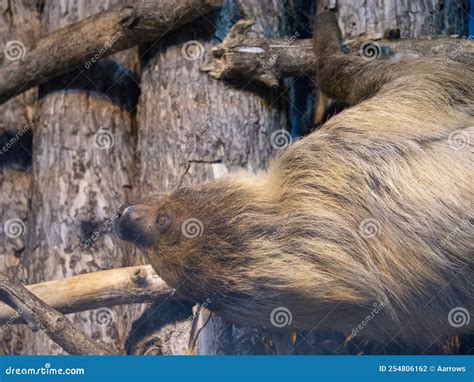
[313,12,405,104]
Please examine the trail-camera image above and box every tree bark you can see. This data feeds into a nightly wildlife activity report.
[0,273,112,355]
[18,0,143,355]
[0,0,40,355]
[0,265,171,325]
[135,0,298,355]
[318,0,470,39]
[203,20,473,86]
[0,0,223,105]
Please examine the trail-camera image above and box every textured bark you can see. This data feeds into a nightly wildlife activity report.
[125,298,193,355]
[204,20,473,86]
[0,0,40,355]
[0,273,112,355]
[18,0,143,355]
[135,0,298,355]
[318,0,470,39]
[0,265,171,325]
[312,0,470,125]
[0,0,223,105]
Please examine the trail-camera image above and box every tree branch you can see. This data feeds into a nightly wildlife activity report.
[0,273,112,355]
[202,19,474,87]
[0,0,223,105]
[0,265,172,325]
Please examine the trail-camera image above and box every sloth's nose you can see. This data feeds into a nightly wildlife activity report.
[114,203,146,245]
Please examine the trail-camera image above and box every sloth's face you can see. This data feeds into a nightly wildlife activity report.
[114,190,212,292]
[115,193,178,249]
[114,184,259,302]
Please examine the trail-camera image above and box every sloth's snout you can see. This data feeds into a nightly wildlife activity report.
[114,203,153,247]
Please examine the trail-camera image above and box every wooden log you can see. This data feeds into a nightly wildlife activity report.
[20,0,143,355]
[0,265,171,326]
[0,0,223,105]
[0,273,111,355]
[203,19,474,87]
[135,0,294,355]
[0,0,39,354]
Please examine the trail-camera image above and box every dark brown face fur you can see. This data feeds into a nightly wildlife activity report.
[114,185,255,306]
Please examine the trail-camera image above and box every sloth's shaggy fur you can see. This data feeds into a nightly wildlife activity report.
[116,12,473,344]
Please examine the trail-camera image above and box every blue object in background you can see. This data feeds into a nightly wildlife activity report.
[470,0,474,35]
[0,356,472,382]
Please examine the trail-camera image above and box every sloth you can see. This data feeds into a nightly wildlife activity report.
[116,12,473,345]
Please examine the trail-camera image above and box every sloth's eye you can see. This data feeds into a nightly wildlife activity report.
[156,214,171,231]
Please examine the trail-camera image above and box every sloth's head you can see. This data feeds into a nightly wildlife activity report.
[114,183,261,302]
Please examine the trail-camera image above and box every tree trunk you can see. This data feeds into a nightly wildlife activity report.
[135,0,298,355]
[0,0,40,355]
[318,0,469,38]
[313,0,469,126]
[19,0,144,354]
